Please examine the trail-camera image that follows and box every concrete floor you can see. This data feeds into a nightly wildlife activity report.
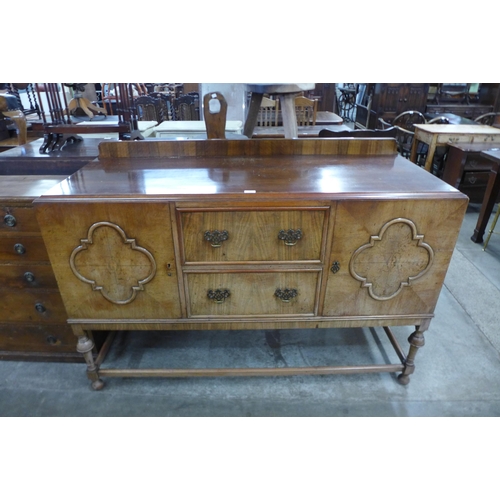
[1,203,500,417]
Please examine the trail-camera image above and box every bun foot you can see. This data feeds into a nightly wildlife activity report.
[397,373,410,385]
[91,379,105,391]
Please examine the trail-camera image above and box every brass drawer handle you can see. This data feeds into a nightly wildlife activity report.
[275,288,298,302]
[278,229,302,246]
[14,243,26,255]
[204,230,229,248]
[24,272,35,283]
[331,261,340,274]
[3,214,16,227]
[35,303,46,313]
[207,289,230,303]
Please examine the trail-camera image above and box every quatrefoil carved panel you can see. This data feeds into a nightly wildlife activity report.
[349,218,434,301]
[69,222,156,305]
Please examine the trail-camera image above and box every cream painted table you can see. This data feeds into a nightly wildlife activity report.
[154,120,243,139]
[410,124,500,172]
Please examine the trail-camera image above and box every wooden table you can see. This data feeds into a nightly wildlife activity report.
[243,83,315,139]
[471,148,500,243]
[410,124,500,172]
[35,138,467,389]
[252,124,350,138]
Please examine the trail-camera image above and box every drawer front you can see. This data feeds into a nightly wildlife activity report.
[0,264,59,289]
[187,271,319,317]
[0,289,68,323]
[464,155,494,172]
[180,209,326,263]
[0,235,50,262]
[462,171,489,187]
[0,323,76,353]
[1,207,39,233]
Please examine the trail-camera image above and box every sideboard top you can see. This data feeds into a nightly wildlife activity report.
[37,139,466,203]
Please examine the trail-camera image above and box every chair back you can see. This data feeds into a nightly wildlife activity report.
[257,97,279,127]
[173,94,200,121]
[474,112,500,125]
[203,92,227,139]
[295,96,318,126]
[134,95,160,123]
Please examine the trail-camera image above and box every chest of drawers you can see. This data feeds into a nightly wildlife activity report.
[0,176,81,360]
[34,139,468,388]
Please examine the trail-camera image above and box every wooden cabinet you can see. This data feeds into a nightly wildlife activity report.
[442,142,500,203]
[35,139,468,388]
[366,83,430,127]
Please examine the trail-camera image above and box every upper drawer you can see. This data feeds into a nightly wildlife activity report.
[179,208,327,263]
[1,207,39,233]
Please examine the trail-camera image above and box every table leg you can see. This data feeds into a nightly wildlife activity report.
[243,92,263,138]
[397,321,428,385]
[280,93,299,139]
[423,139,437,172]
[410,135,419,164]
[471,160,500,243]
[74,325,104,390]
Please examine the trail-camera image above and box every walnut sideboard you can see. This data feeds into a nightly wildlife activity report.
[34,139,468,389]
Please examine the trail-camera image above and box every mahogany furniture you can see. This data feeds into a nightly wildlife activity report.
[471,148,500,243]
[410,124,500,172]
[34,139,468,389]
[442,143,500,203]
[0,176,89,361]
[252,124,350,138]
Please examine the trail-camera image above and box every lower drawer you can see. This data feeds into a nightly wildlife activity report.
[0,322,76,353]
[0,289,68,322]
[186,270,319,317]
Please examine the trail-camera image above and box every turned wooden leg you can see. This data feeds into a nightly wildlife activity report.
[398,326,426,385]
[75,328,104,390]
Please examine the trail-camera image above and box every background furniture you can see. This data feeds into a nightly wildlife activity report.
[35,138,467,389]
[0,94,28,146]
[410,124,500,172]
[36,83,142,153]
[203,92,227,139]
[257,97,279,127]
[442,143,500,203]
[471,148,500,243]
[294,96,318,126]
[243,83,315,139]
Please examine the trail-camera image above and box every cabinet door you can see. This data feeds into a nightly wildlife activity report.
[323,198,467,317]
[36,202,182,320]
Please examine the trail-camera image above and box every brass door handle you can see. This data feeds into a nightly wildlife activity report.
[274,288,298,302]
[204,230,229,248]
[207,289,230,303]
[278,229,302,246]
